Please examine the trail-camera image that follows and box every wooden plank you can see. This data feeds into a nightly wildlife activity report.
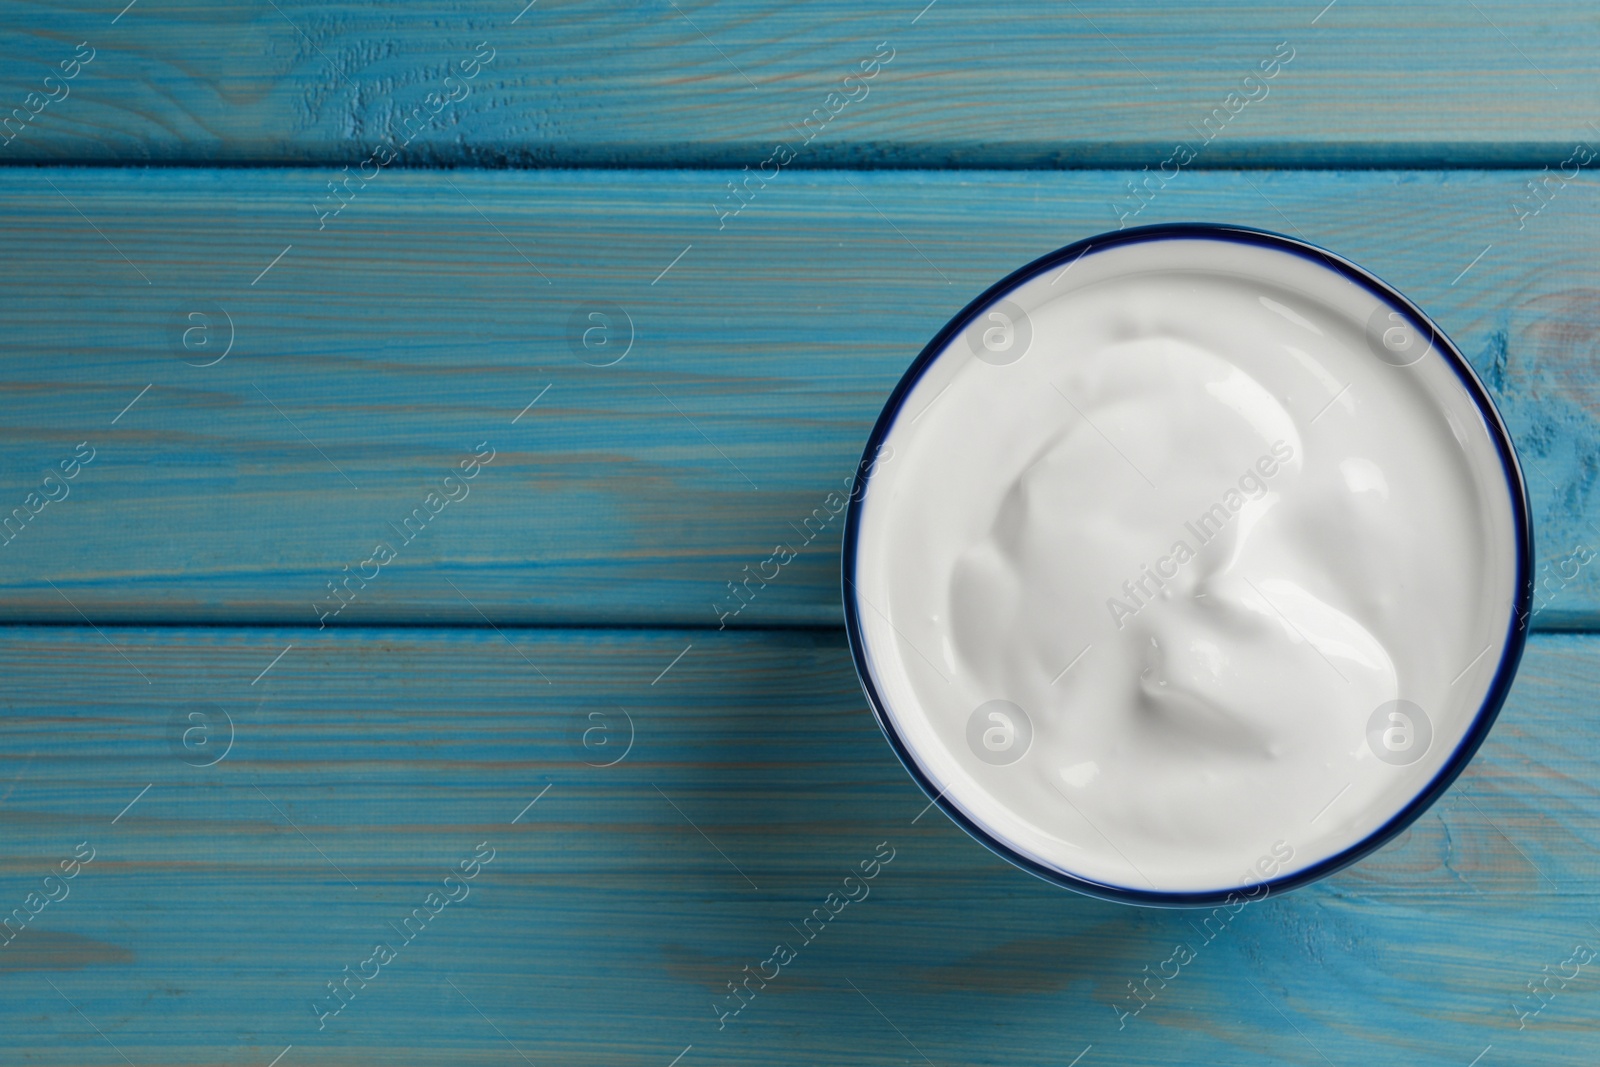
[0,625,1597,1065]
[1,0,1599,167]
[1,167,1598,627]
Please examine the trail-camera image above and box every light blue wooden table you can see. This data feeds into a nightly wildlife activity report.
[3,2,1600,1064]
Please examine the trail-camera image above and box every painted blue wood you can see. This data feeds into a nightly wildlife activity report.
[3,2,1597,1061]
[0,1,1596,166]
[0,168,1595,627]
[0,625,1595,1065]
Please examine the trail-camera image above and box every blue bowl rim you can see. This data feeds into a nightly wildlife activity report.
[839,221,1535,908]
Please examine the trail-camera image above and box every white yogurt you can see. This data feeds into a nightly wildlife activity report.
[850,234,1523,895]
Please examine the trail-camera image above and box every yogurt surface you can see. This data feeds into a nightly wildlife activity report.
[849,231,1524,896]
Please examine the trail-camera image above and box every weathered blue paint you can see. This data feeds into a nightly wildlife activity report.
[0,627,1596,1064]
[2,4,1598,1062]
[1,1,1600,168]
[0,169,1595,626]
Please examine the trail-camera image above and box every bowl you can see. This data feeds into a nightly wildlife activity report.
[842,223,1532,906]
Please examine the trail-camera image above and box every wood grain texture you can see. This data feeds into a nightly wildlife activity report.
[3,3,1593,1064]
[0,0,1598,167]
[1,167,1597,627]
[0,625,1596,1066]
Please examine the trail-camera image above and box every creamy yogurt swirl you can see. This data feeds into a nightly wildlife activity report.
[850,233,1523,895]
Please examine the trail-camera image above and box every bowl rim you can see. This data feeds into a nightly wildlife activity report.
[839,221,1535,907]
